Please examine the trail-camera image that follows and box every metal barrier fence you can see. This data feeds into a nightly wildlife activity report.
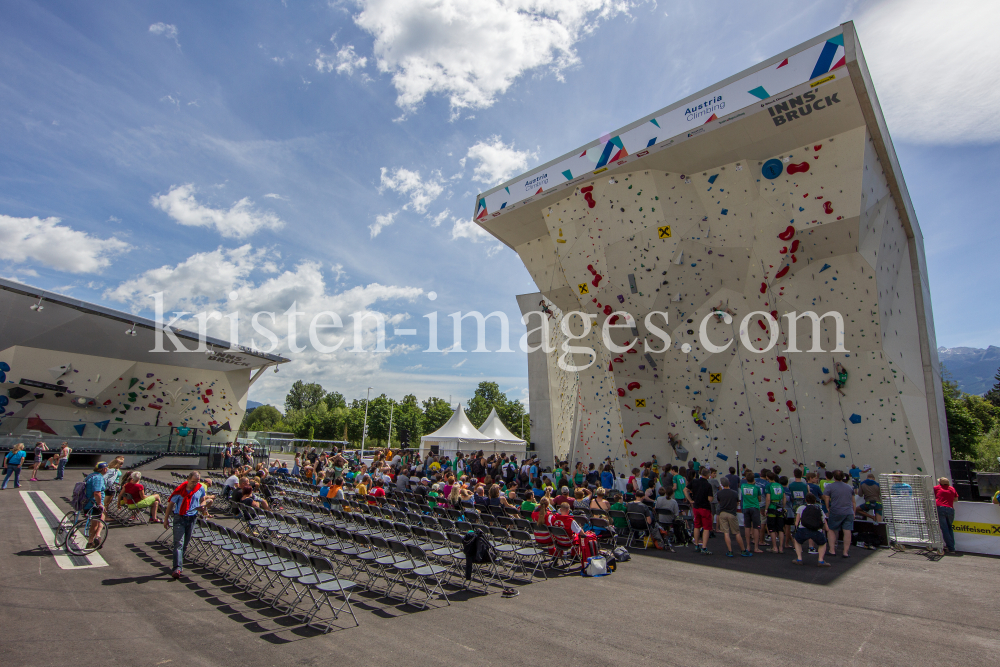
[880,474,943,551]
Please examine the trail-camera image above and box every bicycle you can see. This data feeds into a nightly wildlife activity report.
[54,506,108,556]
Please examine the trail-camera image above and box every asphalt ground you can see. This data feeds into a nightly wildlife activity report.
[2,475,998,667]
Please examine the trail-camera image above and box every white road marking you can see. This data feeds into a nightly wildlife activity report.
[19,491,108,569]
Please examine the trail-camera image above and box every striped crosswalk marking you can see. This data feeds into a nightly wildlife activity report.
[19,491,108,569]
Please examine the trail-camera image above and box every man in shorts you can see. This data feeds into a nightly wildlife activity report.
[764,471,786,553]
[858,472,883,521]
[792,493,831,566]
[739,471,763,553]
[716,476,748,557]
[824,470,857,558]
[686,468,715,555]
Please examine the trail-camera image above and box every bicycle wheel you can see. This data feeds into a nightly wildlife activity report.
[54,510,77,546]
[66,518,108,556]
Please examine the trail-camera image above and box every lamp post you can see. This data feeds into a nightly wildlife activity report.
[387,400,395,449]
[521,414,525,439]
[360,386,373,459]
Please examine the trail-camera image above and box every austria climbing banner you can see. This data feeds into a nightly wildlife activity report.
[475,30,848,222]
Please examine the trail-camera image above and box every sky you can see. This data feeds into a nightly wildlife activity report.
[1,0,998,409]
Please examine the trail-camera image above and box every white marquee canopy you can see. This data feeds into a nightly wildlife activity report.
[419,404,526,458]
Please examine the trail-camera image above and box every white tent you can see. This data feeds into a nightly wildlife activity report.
[478,408,527,455]
[419,404,527,458]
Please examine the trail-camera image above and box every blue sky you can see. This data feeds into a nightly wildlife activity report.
[1,0,997,408]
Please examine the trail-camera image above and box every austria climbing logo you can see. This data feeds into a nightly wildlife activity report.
[685,95,725,123]
[524,173,548,193]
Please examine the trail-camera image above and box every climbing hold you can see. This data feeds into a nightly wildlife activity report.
[776,356,788,372]
[823,201,834,214]
[767,391,775,402]
[778,225,795,241]
[759,282,767,294]
[849,413,862,424]
[786,400,796,412]
[775,265,790,279]
[790,239,800,253]
[786,162,809,175]
[617,388,626,397]
[627,382,641,391]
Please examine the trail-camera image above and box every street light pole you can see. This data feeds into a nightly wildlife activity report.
[387,400,395,449]
[521,414,525,439]
[361,386,373,459]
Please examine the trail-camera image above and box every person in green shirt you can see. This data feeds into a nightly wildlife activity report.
[740,471,764,553]
[765,471,786,553]
[553,466,564,487]
[573,463,585,489]
[822,361,848,396]
[427,484,441,508]
[787,469,809,512]
[609,495,628,529]
[672,468,687,502]
[520,496,538,513]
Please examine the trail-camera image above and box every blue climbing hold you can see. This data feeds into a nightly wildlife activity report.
[839,454,846,458]
[716,453,728,461]
[819,263,831,273]
[822,367,829,374]
[849,414,862,424]
[762,159,783,179]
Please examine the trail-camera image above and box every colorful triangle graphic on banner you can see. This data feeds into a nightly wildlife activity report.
[94,419,110,432]
[73,424,86,436]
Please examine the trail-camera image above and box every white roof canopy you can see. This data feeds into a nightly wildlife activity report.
[420,404,526,455]
[478,408,526,445]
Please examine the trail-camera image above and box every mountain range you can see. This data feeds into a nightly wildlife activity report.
[939,346,1000,395]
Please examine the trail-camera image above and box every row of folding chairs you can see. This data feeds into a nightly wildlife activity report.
[157,518,358,632]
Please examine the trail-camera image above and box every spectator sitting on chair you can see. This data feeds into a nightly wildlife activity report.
[549,502,584,542]
[117,471,161,522]
[626,495,665,550]
[791,493,831,567]
[573,487,593,511]
[554,486,573,507]
[590,487,611,512]
[653,487,678,552]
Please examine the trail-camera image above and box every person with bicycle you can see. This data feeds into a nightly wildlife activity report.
[163,471,207,580]
[83,462,108,550]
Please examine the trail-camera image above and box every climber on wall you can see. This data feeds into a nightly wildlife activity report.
[712,301,737,323]
[822,362,848,396]
[539,299,555,320]
[692,407,710,431]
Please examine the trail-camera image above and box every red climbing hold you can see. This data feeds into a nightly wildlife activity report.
[630,451,637,457]
[759,282,767,294]
[631,430,640,438]
[609,315,619,325]
[823,201,834,214]
[757,318,767,330]
[627,382,641,391]
[580,185,593,193]
[639,422,650,427]
[609,362,614,371]
[592,274,603,287]
[813,144,822,151]
[617,387,626,397]
[791,254,797,263]
[787,162,809,175]
[776,356,788,372]
[790,239,799,253]
[786,400,796,412]
[770,310,778,321]
[587,264,595,273]
[779,246,787,254]
[626,347,637,354]
[779,449,787,454]
[103,399,112,406]
[767,391,776,402]
[778,225,795,241]
[603,305,613,316]
[775,265,790,279]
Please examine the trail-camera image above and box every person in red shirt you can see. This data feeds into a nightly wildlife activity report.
[933,477,959,554]
[117,471,161,522]
[369,478,387,503]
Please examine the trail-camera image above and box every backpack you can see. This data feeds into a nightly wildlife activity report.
[612,545,631,562]
[579,530,600,571]
[800,505,824,531]
[518,469,529,485]
[71,480,89,510]
[582,555,609,577]
[461,528,496,579]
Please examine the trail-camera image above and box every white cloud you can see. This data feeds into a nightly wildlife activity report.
[450,216,493,243]
[856,0,1000,144]
[431,209,450,227]
[151,184,285,238]
[331,263,347,282]
[149,22,180,48]
[263,193,287,200]
[351,0,634,112]
[453,358,468,369]
[369,210,397,238]
[466,136,535,185]
[106,245,424,402]
[315,44,368,76]
[379,167,444,213]
[0,214,130,273]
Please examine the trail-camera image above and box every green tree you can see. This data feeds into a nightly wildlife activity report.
[395,394,423,447]
[466,381,530,441]
[323,391,346,410]
[985,367,1000,407]
[944,378,982,459]
[365,394,396,444]
[422,397,453,434]
[242,404,282,432]
[284,380,326,412]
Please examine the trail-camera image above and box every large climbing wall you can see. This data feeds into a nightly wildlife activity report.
[0,346,248,443]
[515,125,935,474]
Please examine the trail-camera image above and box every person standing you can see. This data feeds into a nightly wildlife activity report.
[56,442,71,481]
[933,477,959,555]
[686,468,715,554]
[765,471,786,553]
[716,476,748,557]
[740,471,764,554]
[83,462,108,549]
[29,441,49,482]
[163,472,207,579]
[2,443,27,489]
[823,471,856,558]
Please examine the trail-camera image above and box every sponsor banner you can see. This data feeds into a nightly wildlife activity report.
[476,31,846,222]
[954,501,1000,556]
